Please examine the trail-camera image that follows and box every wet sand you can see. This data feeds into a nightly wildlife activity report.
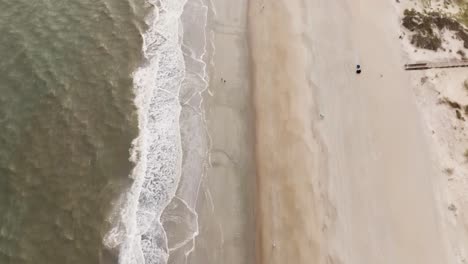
[187,0,256,263]
[249,0,452,263]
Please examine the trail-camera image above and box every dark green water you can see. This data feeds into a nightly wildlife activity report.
[0,0,147,263]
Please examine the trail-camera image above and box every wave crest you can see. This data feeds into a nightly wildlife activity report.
[104,0,211,263]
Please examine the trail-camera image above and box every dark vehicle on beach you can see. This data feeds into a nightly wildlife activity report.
[356,64,361,74]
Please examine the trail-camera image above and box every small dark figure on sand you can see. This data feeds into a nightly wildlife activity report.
[356,64,361,74]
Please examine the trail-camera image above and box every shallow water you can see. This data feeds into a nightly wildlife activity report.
[0,0,147,263]
[103,1,212,263]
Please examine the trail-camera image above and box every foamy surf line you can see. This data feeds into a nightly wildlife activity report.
[103,0,211,263]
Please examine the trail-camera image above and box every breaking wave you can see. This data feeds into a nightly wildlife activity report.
[104,0,211,263]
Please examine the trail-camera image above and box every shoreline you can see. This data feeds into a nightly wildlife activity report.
[186,0,256,263]
[105,1,209,262]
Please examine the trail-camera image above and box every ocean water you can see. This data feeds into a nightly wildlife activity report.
[0,0,145,263]
[0,0,210,263]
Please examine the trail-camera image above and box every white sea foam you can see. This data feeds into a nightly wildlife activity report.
[160,1,211,261]
[104,0,211,263]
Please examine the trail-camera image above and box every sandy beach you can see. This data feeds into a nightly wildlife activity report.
[185,0,256,263]
[249,0,452,263]
[395,0,468,262]
[165,0,468,263]
[248,1,327,263]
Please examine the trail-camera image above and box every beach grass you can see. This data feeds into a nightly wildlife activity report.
[403,8,468,50]
[457,4,468,27]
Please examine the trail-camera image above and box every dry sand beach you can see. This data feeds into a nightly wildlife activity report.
[249,0,326,263]
[249,0,453,263]
[396,0,468,262]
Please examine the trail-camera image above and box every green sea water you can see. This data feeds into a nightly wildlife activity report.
[0,0,147,263]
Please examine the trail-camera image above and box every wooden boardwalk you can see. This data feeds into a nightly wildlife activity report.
[405,59,468,71]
